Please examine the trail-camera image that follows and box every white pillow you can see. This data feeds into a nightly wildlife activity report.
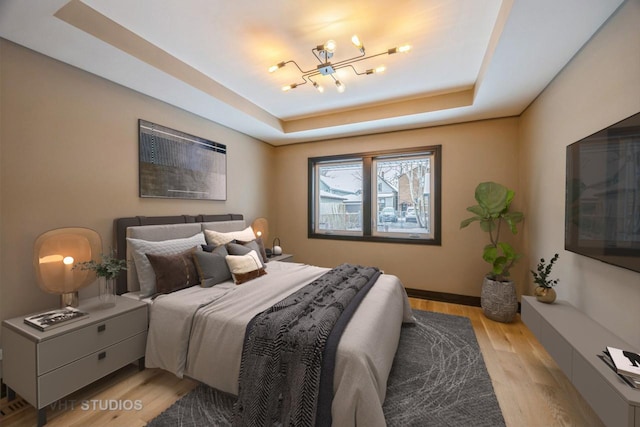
[225,250,266,284]
[127,232,206,297]
[204,226,256,246]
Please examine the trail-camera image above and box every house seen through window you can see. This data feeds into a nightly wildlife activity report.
[308,146,441,244]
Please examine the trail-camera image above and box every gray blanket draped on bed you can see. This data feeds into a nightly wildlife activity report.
[233,263,381,427]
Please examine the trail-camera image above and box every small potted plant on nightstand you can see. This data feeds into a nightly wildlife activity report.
[531,253,559,304]
[74,252,127,306]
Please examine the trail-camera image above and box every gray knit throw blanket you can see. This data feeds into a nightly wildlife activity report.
[233,263,381,427]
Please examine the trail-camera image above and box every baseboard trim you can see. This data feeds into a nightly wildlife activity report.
[405,288,481,306]
[405,288,522,313]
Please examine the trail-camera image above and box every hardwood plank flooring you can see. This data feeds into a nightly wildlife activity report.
[1,299,605,426]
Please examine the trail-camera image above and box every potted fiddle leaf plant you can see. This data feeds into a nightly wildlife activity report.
[460,182,524,322]
[531,253,559,304]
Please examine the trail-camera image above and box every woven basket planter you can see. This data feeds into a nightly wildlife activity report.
[481,276,518,323]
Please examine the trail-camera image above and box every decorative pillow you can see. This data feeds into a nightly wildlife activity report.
[227,241,266,268]
[237,237,269,264]
[127,232,206,297]
[225,250,267,285]
[204,227,256,247]
[146,249,199,295]
[192,245,232,287]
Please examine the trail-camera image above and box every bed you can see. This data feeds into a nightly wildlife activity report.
[113,214,414,426]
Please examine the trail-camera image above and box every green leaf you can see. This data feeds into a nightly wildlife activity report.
[492,257,507,275]
[466,205,486,216]
[503,212,524,234]
[460,216,480,229]
[482,245,497,263]
[498,242,516,259]
[479,218,496,233]
[475,182,509,215]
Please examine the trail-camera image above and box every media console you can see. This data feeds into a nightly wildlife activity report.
[522,296,640,427]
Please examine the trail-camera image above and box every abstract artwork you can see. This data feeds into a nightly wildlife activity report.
[139,120,226,200]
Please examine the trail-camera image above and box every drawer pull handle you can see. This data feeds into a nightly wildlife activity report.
[98,324,106,332]
[98,351,106,360]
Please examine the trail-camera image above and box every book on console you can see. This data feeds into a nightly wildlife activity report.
[601,350,640,389]
[24,307,89,331]
[606,346,640,381]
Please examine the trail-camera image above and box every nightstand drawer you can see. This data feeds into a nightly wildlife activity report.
[38,307,147,374]
[37,331,146,408]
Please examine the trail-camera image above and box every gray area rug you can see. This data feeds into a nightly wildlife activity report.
[147,310,505,426]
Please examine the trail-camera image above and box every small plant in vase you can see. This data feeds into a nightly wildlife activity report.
[74,251,127,306]
[531,253,559,304]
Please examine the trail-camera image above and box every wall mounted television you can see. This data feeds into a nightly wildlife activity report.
[565,111,640,273]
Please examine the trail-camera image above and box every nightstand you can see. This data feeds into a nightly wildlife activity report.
[1,296,147,426]
[269,253,294,262]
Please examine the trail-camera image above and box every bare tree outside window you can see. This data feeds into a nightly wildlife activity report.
[309,146,440,245]
[374,155,432,236]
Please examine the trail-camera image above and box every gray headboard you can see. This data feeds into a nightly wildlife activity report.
[113,214,244,294]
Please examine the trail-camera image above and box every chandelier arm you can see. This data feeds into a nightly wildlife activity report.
[284,60,318,75]
[339,64,368,76]
[334,50,389,69]
[330,50,367,68]
[302,70,323,79]
[311,48,327,65]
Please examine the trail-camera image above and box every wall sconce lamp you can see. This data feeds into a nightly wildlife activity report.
[33,227,102,307]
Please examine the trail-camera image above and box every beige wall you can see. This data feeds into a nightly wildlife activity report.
[519,0,640,346]
[0,40,275,326]
[273,118,524,296]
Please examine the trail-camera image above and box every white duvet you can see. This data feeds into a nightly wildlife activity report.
[145,261,414,426]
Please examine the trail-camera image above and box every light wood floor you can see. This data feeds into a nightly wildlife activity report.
[1,299,604,427]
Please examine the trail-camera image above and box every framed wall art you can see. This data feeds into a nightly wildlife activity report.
[138,119,227,200]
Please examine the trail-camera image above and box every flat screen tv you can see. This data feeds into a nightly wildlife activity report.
[565,111,640,273]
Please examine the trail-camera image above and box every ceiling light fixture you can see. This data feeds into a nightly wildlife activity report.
[269,35,411,93]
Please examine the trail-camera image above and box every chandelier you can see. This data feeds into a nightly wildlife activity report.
[269,35,411,93]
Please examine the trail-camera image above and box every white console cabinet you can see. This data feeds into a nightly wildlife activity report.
[522,296,640,427]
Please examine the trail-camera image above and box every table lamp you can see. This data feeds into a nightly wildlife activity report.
[33,227,102,307]
[251,217,269,243]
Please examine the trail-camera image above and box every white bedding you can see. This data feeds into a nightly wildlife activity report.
[145,261,414,426]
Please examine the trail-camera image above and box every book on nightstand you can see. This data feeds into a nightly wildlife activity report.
[24,307,89,331]
[600,348,640,389]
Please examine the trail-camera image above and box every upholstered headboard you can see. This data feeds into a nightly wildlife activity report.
[113,214,244,294]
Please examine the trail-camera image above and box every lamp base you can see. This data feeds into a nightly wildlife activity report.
[60,292,79,308]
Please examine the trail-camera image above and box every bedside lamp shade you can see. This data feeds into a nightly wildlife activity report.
[251,217,269,243]
[33,227,102,307]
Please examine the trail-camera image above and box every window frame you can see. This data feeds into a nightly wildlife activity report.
[308,145,441,245]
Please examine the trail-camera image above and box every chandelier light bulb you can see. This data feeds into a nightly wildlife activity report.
[398,44,411,53]
[351,35,364,53]
[375,65,386,73]
[324,39,336,53]
[313,81,324,93]
[335,80,345,93]
[282,83,298,91]
[269,62,285,73]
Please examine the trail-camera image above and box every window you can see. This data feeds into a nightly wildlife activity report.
[308,146,441,245]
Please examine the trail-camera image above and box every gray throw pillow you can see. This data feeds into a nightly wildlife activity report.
[193,245,232,287]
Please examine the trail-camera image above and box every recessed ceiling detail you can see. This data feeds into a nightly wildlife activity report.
[0,0,625,145]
